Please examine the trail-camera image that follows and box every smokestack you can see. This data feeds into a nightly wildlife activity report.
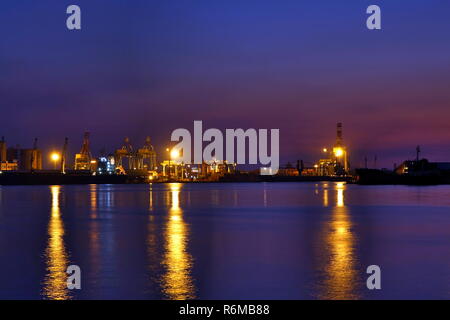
[336,123,343,147]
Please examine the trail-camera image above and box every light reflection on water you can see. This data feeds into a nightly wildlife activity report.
[161,183,195,300]
[323,188,329,207]
[39,182,362,299]
[88,184,101,292]
[1,182,448,299]
[42,186,71,300]
[316,182,361,299]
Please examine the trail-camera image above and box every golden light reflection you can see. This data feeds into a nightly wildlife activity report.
[43,186,71,300]
[323,189,329,207]
[161,183,195,299]
[149,185,153,212]
[88,184,100,279]
[317,182,360,300]
[336,182,345,207]
[171,184,180,211]
[90,184,98,219]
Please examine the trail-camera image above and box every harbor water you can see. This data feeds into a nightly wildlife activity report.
[0,182,449,299]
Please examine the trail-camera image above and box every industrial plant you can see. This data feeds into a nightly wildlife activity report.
[6,122,449,185]
[301,122,349,177]
[0,130,241,184]
[0,123,355,184]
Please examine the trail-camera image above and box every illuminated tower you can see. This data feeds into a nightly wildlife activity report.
[333,123,348,174]
[74,132,92,170]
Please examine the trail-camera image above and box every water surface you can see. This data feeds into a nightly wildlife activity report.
[0,182,449,299]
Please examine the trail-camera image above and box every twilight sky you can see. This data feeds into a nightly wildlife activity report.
[1,0,450,168]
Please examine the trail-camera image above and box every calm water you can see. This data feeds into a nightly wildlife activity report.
[0,182,449,300]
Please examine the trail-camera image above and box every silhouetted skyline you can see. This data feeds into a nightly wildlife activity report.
[1,1,450,168]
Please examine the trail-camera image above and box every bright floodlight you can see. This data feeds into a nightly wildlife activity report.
[51,153,60,161]
[334,148,344,157]
[170,149,180,159]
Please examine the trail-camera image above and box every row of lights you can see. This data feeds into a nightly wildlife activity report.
[314,147,345,169]
[50,147,340,170]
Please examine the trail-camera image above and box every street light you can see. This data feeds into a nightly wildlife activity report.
[51,152,60,170]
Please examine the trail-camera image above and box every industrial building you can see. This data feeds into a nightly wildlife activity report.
[0,138,42,171]
[0,137,6,162]
[19,149,42,171]
[394,147,450,175]
[0,137,17,171]
[1,132,240,181]
[303,123,349,177]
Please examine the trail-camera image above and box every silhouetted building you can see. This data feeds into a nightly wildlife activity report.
[0,137,17,171]
[395,159,450,175]
[5,145,41,171]
[7,147,19,162]
[19,149,42,171]
[0,137,6,162]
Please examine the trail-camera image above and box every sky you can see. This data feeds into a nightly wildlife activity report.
[1,0,450,168]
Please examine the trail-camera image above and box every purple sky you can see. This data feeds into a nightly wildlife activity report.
[1,1,450,168]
